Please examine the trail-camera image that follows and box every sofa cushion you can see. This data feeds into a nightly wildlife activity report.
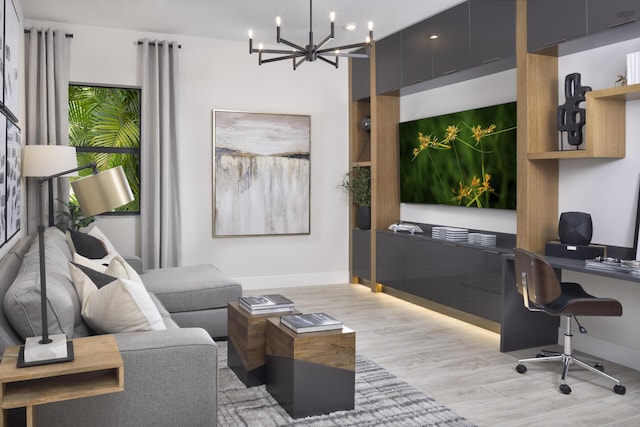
[66,226,119,265]
[3,228,89,340]
[66,230,108,259]
[141,265,242,313]
[69,263,166,333]
[71,263,115,289]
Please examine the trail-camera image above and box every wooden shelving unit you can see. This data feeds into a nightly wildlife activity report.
[348,0,636,278]
[348,44,400,290]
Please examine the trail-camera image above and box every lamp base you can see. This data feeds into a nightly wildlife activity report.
[17,334,74,368]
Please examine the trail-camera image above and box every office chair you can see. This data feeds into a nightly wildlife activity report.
[512,248,626,395]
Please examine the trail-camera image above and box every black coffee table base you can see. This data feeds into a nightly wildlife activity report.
[266,355,355,419]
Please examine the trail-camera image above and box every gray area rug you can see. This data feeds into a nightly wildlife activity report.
[217,341,476,426]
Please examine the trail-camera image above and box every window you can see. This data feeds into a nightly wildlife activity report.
[68,85,140,213]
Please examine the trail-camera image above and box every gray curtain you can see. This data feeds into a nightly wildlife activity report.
[24,28,72,234]
[140,39,182,269]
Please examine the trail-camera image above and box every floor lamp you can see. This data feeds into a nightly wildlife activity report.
[20,145,134,367]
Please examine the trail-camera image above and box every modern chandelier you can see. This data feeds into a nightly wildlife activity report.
[248,0,373,70]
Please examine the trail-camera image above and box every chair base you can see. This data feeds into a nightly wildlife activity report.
[515,316,626,395]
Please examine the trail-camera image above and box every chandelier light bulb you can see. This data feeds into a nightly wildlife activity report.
[258,43,264,51]
[248,29,253,39]
[368,21,374,31]
[366,36,371,44]
[276,16,281,27]
[330,11,336,22]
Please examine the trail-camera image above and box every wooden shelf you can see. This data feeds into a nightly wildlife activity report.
[527,84,640,161]
[0,335,123,426]
[352,161,372,167]
[589,83,640,101]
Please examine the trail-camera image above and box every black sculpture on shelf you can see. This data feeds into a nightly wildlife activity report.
[557,73,592,150]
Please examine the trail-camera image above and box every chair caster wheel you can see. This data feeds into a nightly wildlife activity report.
[559,384,572,394]
[595,364,604,372]
[516,364,527,374]
[613,385,626,395]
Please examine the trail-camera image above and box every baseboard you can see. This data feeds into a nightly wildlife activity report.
[237,271,350,290]
[558,328,640,371]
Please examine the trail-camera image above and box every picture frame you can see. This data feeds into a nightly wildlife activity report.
[212,110,311,237]
[0,0,5,107]
[0,113,5,246]
[5,119,20,240]
[4,0,19,120]
[635,180,640,261]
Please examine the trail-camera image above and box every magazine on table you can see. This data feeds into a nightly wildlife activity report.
[280,313,343,333]
[239,294,295,313]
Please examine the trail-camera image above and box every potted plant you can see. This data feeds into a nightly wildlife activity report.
[55,199,95,231]
[341,166,371,230]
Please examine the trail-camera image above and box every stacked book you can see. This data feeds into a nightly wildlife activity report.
[432,226,469,242]
[468,233,497,247]
[239,294,295,314]
[280,313,343,333]
[585,258,640,275]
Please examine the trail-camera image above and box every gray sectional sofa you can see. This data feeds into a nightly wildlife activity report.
[0,227,242,426]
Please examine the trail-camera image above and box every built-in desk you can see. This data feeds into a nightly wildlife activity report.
[500,254,640,353]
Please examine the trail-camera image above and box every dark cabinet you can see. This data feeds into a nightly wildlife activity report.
[375,32,402,94]
[402,2,470,85]
[352,229,371,280]
[431,2,470,77]
[376,231,510,325]
[460,246,503,323]
[401,19,434,86]
[350,49,370,101]
[376,231,402,289]
[587,0,639,34]
[528,0,587,52]
[469,0,516,66]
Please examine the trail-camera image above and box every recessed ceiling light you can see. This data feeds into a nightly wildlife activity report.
[344,23,357,31]
[429,34,439,40]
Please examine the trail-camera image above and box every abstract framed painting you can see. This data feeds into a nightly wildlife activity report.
[212,110,310,237]
[5,119,20,240]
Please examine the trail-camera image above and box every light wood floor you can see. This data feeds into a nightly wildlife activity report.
[253,283,640,427]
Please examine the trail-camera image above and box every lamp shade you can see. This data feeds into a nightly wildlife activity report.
[22,145,78,177]
[71,166,134,216]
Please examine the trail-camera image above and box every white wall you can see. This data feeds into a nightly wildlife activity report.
[25,19,351,289]
[399,39,640,370]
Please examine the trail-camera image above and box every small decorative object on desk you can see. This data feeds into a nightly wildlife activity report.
[585,257,640,275]
[280,313,343,333]
[239,294,295,314]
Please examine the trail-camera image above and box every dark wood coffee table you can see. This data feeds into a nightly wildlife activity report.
[227,301,300,386]
[264,317,355,418]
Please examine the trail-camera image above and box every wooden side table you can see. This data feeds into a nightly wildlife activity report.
[0,335,124,427]
[227,301,300,386]
[265,318,356,419]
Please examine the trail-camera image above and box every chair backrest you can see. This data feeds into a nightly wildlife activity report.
[513,248,562,308]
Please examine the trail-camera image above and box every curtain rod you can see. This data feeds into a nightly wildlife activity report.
[24,29,73,38]
[137,41,182,49]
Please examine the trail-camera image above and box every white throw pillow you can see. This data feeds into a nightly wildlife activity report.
[88,226,119,264]
[69,263,166,334]
[73,253,108,273]
[104,255,144,285]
